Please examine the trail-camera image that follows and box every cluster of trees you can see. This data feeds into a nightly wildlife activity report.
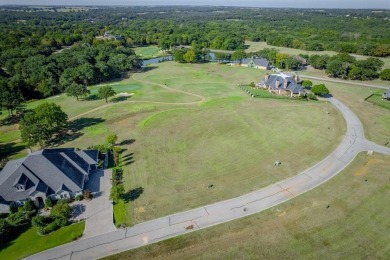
[172,43,211,63]
[110,167,125,204]
[308,54,385,80]
[0,41,141,102]
[19,102,68,148]
[32,199,71,235]
[0,201,37,245]
[249,48,303,70]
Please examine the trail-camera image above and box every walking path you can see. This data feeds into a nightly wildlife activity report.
[70,74,205,121]
[26,96,390,260]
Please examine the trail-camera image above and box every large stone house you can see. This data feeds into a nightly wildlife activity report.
[0,148,99,208]
[259,73,306,97]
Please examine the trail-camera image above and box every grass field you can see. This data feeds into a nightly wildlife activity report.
[134,46,166,59]
[245,41,390,69]
[305,78,390,146]
[54,62,344,224]
[1,62,345,226]
[0,222,85,260]
[104,152,390,259]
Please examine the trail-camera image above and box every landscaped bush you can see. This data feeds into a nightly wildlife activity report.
[311,84,330,96]
[22,200,36,212]
[110,184,125,204]
[0,218,12,245]
[308,93,318,100]
[301,80,313,89]
[6,211,33,227]
[45,197,53,208]
[75,194,83,201]
[113,146,122,166]
[112,167,123,185]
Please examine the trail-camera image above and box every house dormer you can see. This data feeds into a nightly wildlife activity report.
[13,173,29,192]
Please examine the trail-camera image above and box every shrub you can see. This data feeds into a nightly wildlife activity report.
[110,184,125,204]
[0,218,12,244]
[301,80,313,89]
[112,167,123,184]
[308,93,318,100]
[50,200,71,222]
[7,211,32,227]
[380,69,390,81]
[45,197,53,208]
[106,133,118,145]
[75,194,83,201]
[22,200,36,212]
[32,215,47,228]
[311,84,329,96]
[38,220,60,235]
[249,82,255,88]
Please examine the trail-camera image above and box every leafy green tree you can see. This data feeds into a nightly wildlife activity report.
[301,80,313,89]
[232,49,246,64]
[183,49,196,63]
[106,133,118,145]
[98,85,116,103]
[311,84,329,96]
[66,82,90,100]
[19,102,68,147]
[0,79,25,117]
[380,69,390,81]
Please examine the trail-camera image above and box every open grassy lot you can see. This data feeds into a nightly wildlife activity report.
[1,62,345,226]
[120,97,343,224]
[104,152,390,259]
[0,222,85,260]
[134,45,166,59]
[0,71,199,160]
[245,41,390,69]
[307,79,390,145]
[58,62,343,224]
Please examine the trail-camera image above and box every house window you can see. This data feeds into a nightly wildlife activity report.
[16,185,25,192]
[60,193,68,199]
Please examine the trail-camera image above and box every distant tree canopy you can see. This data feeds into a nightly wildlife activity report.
[307,53,385,81]
[0,6,389,106]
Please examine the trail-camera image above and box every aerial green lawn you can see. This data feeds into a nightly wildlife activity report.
[134,45,166,59]
[308,78,390,146]
[55,62,345,225]
[0,222,85,260]
[105,152,390,259]
[1,62,345,226]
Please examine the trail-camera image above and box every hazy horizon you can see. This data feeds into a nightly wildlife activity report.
[0,0,389,9]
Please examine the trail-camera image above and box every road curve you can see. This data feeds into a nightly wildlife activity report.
[299,75,390,90]
[26,97,390,260]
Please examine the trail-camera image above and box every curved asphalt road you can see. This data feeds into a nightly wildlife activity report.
[27,97,390,260]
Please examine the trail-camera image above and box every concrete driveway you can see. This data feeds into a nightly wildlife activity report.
[70,169,116,239]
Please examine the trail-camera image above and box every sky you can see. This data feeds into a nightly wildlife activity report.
[0,0,389,9]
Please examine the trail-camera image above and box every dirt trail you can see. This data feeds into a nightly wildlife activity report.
[70,74,205,120]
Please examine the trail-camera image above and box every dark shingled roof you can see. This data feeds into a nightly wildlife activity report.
[0,148,98,203]
[265,74,305,94]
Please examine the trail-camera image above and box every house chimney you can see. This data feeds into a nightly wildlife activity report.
[275,80,279,89]
[284,79,287,89]
[264,73,269,81]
